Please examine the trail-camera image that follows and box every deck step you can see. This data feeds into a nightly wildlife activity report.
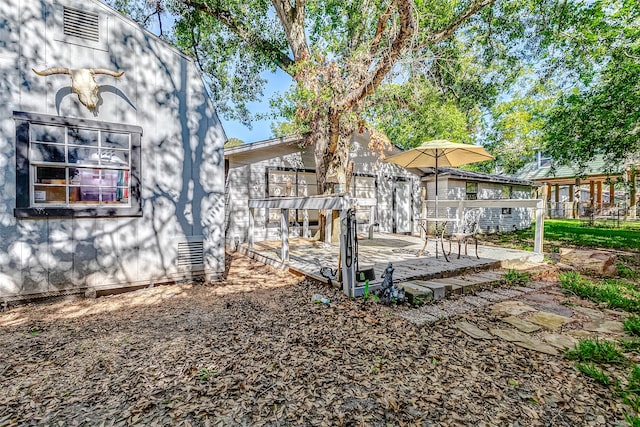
[428,269,507,296]
[399,280,446,302]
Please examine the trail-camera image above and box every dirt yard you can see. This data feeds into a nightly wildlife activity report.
[0,253,625,426]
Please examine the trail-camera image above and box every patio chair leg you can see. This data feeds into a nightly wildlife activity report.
[440,228,450,262]
[457,240,462,259]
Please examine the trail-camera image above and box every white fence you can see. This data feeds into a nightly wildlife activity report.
[422,198,545,254]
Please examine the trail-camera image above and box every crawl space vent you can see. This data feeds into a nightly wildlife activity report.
[63,7,100,42]
[177,241,204,267]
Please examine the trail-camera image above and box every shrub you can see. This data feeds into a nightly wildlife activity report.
[503,269,532,286]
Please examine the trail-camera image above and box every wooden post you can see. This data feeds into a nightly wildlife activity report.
[248,207,255,250]
[597,181,602,209]
[281,208,289,264]
[568,184,574,202]
[610,182,615,204]
[535,186,546,255]
[590,180,595,205]
[631,170,637,207]
[554,184,560,203]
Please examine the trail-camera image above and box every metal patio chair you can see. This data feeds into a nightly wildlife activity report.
[448,209,481,259]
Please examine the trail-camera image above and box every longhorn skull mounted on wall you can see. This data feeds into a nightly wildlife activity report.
[32,67,125,110]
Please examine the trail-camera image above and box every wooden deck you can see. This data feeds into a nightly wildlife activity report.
[241,233,543,293]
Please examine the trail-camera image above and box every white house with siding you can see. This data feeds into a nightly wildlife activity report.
[420,168,537,233]
[0,0,226,300]
[224,134,420,245]
[224,136,536,247]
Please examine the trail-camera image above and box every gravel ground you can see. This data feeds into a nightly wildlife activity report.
[0,253,627,426]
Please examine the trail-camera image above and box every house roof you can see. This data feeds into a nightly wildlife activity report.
[511,155,623,181]
[419,167,537,187]
[224,133,404,162]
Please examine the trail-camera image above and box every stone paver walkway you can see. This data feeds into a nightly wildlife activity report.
[400,276,628,356]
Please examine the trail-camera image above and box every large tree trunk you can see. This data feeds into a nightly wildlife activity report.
[307,109,352,242]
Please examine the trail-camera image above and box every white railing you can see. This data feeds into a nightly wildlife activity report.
[422,198,545,254]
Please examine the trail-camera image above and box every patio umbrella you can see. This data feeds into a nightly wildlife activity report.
[384,140,494,255]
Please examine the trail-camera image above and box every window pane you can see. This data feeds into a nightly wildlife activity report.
[298,173,318,196]
[31,143,65,163]
[73,179,101,202]
[103,132,129,149]
[100,149,129,166]
[353,176,375,199]
[35,166,67,184]
[34,185,66,203]
[31,124,64,143]
[68,128,98,146]
[68,147,100,165]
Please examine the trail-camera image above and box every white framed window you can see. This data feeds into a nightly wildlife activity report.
[30,124,131,207]
[266,167,318,224]
[14,112,142,218]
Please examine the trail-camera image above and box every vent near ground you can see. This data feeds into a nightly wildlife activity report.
[177,241,204,267]
[63,7,100,42]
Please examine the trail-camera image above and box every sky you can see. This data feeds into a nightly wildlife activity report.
[219,70,293,144]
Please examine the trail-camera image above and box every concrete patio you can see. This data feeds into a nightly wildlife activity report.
[241,232,543,295]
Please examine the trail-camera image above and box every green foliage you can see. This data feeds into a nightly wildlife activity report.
[367,78,471,150]
[503,269,532,286]
[627,365,640,395]
[626,414,640,427]
[620,338,640,353]
[576,362,610,385]
[484,95,552,174]
[362,280,380,303]
[618,262,639,280]
[198,367,217,382]
[559,272,640,313]
[621,366,640,415]
[565,338,625,364]
[540,0,640,169]
[624,316,640,337]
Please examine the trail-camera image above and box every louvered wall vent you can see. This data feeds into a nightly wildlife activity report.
[63,7,100,42]
[177,241,204,267]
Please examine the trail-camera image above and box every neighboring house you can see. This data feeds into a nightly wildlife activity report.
[512,153,629,218]
[420,168,536,233]
[224,134,421,245]
[0,0,226,299]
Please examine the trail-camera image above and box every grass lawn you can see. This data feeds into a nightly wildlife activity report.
[484,219,640,253]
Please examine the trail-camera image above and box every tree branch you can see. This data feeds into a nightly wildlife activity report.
[272,0,310,62]
[424,0,495,45]
[340,0,415,112]
[182,0,295,72]
[369,2,394,57]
